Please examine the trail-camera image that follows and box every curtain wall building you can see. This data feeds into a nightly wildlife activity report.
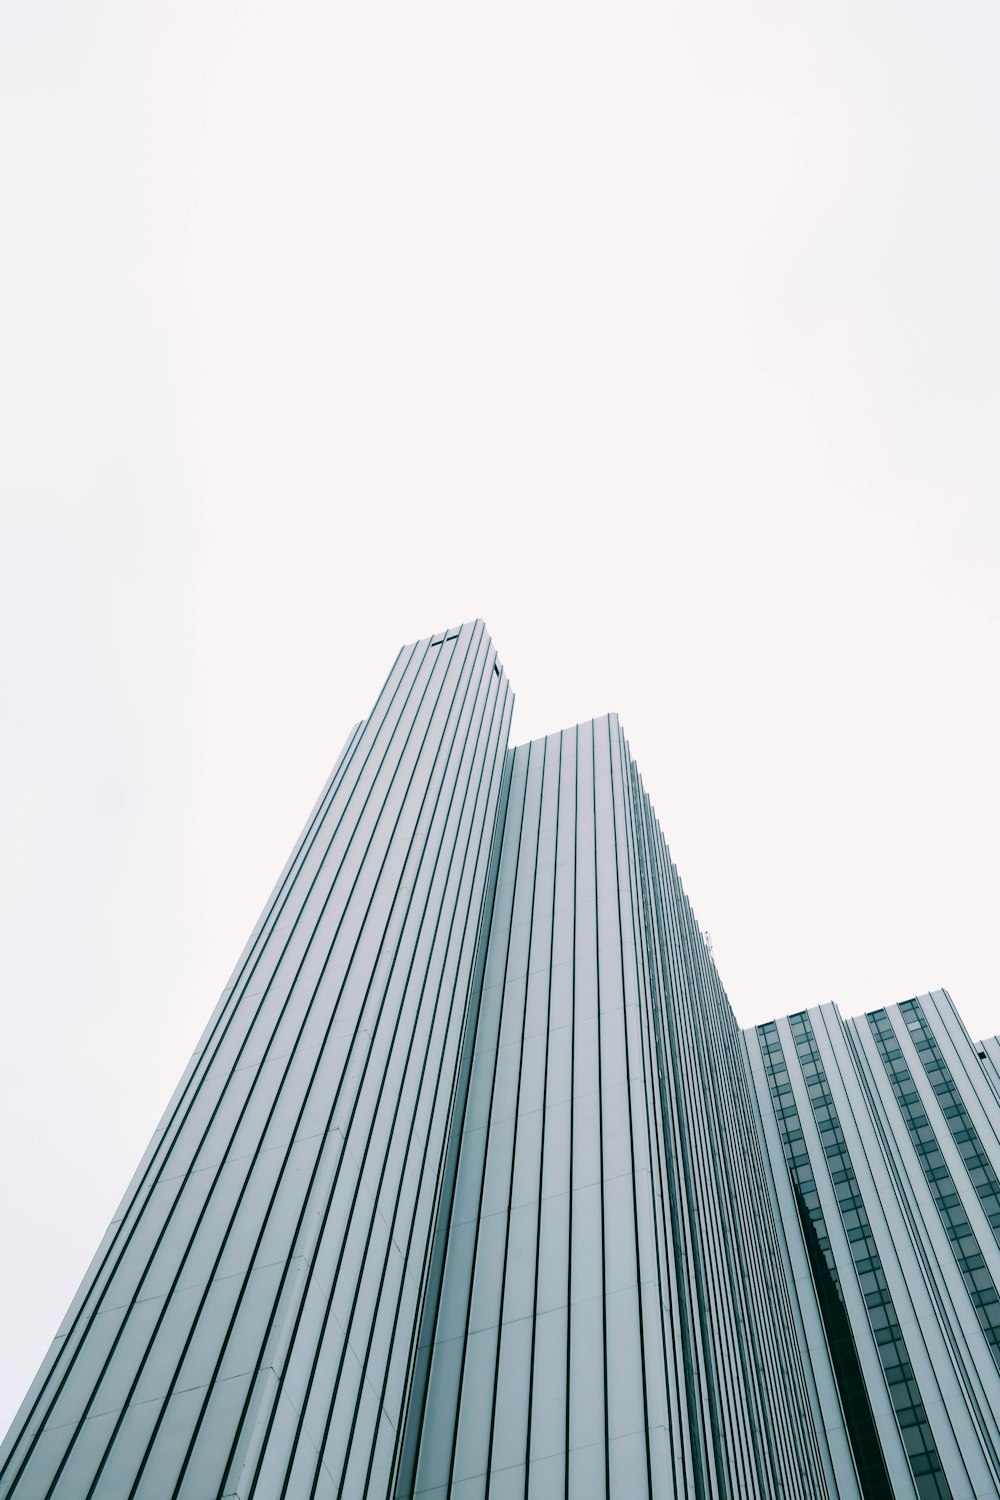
[2,622,998,1499]
[747,994,1000,1500]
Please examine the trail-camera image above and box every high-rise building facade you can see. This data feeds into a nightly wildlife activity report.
[747,993,1000,1500]
[399,706,825,1500]
[2,621,998,1499]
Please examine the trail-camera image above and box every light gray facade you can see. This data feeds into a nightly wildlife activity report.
[398,716,826,1500]
[3,622,998,1499]
[747,993,1000,1500]
[0,622,513,1499]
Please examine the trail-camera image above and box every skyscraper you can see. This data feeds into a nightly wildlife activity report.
[2,621,998,1499]
[747,993,1000,1499]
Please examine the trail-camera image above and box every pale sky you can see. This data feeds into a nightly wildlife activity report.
[2,0,998,1437]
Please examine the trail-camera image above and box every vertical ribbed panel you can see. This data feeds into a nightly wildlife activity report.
[402,718,827,1499]
[625,730,828,1500]
[747,993,1000,1500]
[0,621,513,1500]
[10,623,1000,1499]
[7,634,870,1500]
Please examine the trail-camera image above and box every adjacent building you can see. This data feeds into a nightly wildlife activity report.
[747,993,1000,1499]
[2,621,998,1499]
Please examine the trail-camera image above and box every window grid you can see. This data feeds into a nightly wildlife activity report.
[899,999,1000,1252]
[757,1022,893,1500]
[869,1010,1000,1371]
[784,1012,952,1500]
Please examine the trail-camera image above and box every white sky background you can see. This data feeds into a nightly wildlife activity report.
[2,0,998,1436]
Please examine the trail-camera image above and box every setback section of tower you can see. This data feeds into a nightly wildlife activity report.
[399,716,828,1500]
[0,621,512,1500]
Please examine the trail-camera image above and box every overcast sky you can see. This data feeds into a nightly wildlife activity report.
[2,0,998,1438]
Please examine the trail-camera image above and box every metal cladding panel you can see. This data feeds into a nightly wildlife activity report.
[401,718,827,1500]
[748,994,1000,1500]
[0,621,513,1500]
